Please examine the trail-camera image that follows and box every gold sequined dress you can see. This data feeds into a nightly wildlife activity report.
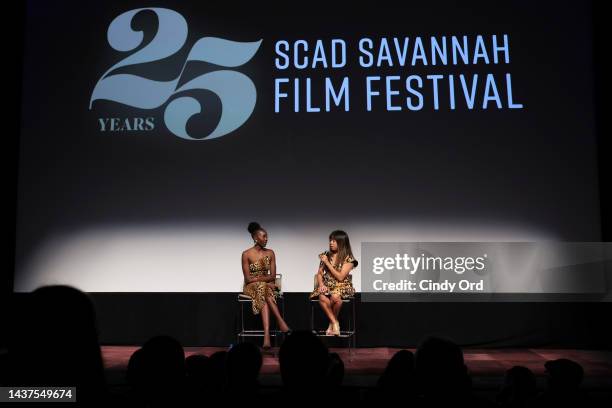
[243,255,277,315]
[309,253,357,299]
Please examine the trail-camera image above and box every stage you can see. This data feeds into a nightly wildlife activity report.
[102,346,612,390]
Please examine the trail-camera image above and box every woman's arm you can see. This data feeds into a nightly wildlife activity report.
[323,259,353,281]
[316,265,325,288]
[261,251,276,283]
[241,252,257,284]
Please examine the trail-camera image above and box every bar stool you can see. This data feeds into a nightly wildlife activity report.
[237,273,284,344]
[309,275,356,350]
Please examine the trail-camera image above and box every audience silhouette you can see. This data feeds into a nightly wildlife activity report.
[8,285,107,406]
[497,365,537,408]
[3,285,607,406]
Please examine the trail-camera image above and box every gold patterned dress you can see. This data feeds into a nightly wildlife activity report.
[243,255,277,315]
[309,254,357,299]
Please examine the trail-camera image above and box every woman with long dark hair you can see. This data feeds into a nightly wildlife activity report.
[309,230,357,336]
[241,222,290,348]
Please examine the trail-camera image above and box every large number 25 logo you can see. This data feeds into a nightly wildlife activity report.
[90,8,261,140]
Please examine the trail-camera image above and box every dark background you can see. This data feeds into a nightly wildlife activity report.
[4,1,612,348]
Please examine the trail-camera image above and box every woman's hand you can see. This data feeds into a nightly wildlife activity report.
[319,253,329,263]
[319,285,328,294]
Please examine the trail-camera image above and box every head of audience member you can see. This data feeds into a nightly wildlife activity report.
[185,354,210,383]
[544,358,584,392]
[207,350,229,389]
[377,349,416,391]
[279,331,329,392]
[11,285,106,401]
[127,348,144,388]
[327,352,345,387]
[497,365,537,406]
[415,336,470,396]
[226,342,262,391]
[139,335,186,387]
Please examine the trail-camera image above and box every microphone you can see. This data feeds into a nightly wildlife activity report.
[319,250,329,265]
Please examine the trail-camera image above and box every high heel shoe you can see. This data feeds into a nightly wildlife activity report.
[332,321,340,336]
[325,323,333,336]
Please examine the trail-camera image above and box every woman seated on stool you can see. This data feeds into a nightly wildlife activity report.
[309,230,357,336]
[241,222,290,349]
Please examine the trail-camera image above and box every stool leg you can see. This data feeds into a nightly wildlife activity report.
[310,302,314,333]
[275,297,284,347]
[349,299,353,345]
[239,301,244,343]
[352,299,356,349]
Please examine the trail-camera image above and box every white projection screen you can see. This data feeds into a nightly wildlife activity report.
[16,2,602,294]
